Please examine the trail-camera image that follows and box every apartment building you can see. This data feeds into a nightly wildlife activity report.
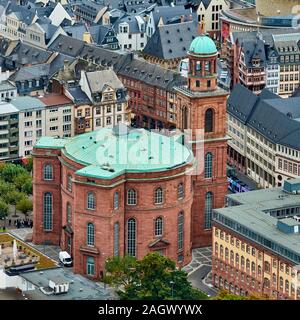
[0,102,19,161]
[212,179,300,300]
[0,67,17,101]
[38,93,74,138]
[10,97,46,158]
[79,69,130,129]
[227,84,300,189]
[114,14,147,51]
[227,29,300,96]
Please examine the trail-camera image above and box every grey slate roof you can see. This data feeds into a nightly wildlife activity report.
[5,42,52,66]
[143,21,198,60]
[9,63,50,81]
[85,69,124,92]
[241,39,266,68]
[151,5,192,25]
[48,34,86,58]
[228,84,300,150]
[66,85,90,104]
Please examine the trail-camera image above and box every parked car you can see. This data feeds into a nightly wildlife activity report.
[58,251,73,267]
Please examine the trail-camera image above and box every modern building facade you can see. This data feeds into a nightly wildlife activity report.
[212,179,300,300]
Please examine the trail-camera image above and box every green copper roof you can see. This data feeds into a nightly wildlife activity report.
[35,137,69,149]
[189,35,217,55]
[35,126,194,180]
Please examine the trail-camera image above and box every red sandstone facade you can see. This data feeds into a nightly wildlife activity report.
[175,40,228,248]
[32,144,194,279]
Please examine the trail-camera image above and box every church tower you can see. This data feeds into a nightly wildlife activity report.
[175,30,229,247]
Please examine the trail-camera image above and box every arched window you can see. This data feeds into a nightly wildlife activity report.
[155,217,163,236]
[43,192,52,230]
[67,174,72,192]
[235,253,239,264]
[154,187,163,204]
[113,222,119,257]
[87,223,94,246]
[87,192,95,210]
[204,192,213,229]
[127,218,136,257]
[204,152,213,178]
[177,183,184,200]
[214,242,218,253]
[178,211,184,251]
[43,164,53,180]
[182,106,188,129]
[67,202,71,224]
[205,108,214,133]
[114,192,119,210]
[127,189,137,205]
[86,256,95,276]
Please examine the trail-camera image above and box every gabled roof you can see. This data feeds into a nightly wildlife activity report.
[143,21,198,60]
[9,63,50,81]
[228,84,300,149]
[48,34,85,57]
[151,5,192,26]
[85,69,124,93]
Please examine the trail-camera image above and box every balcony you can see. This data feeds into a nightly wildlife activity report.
[0,120,8,126]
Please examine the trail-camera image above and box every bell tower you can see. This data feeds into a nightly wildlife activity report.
[187,30,218,93]
[175,29,229,247]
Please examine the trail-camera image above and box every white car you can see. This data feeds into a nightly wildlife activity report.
[59,251,73,267]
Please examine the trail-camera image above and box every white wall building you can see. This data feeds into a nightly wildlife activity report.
[10,96,46,158]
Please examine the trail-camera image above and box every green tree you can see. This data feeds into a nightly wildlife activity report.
[106,253,208,300]
[21,179,33,195]
[13,173,32,192]
[6,191,26,217]
[16,197,33,218]
[0,199,9,229]
[0,163,27,183]
[0,181,15,199]
[105,255,138,289]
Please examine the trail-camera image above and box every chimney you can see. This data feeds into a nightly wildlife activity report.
[83,32,92,44]
[63,60,69,71]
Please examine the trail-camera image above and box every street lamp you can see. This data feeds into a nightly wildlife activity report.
[170,280,175,299]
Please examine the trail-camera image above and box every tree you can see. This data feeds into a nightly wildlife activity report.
[21,179,33,195]
[6,191,26,217]
[16,198,33,218]
[0,163,27,183]
[0,181,15,198]
[0,199,9,229]
[106,253,208,300]
[213,290,269,300]
[105,255,138,289]
[13,173,32,192]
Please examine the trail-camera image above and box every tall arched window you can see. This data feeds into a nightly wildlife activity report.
[177,183,184,200]
[114,192,119,210]
[205,108,214,133]
[67,174,72,192]
[43,192,53,230]
[204,152,213,178]
[182,106,188,129]
[43,164,53,180]
[155,217,163,236]
[87,223,94,246]
[113,222,119,257]
[127,218,136,257]
[67,202,71,224]
[178,211,184,251]
[127,189,137,205]
[154,187,163,204]
[204,192,213,229]
[87,192,95,210]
